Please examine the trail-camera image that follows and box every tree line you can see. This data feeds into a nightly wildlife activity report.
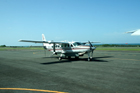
[95,44,140,47]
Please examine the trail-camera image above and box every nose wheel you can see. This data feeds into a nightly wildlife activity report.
[88,57,93,61]
[87,52,93,61]
[88,58,90,61]
[59,54,63,61]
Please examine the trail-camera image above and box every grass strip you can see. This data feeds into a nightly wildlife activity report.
[96,47,140,51]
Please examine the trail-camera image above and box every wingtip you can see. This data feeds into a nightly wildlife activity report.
[18,40,21,42]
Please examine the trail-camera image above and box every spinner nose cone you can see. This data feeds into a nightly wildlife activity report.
[92,47,96,50]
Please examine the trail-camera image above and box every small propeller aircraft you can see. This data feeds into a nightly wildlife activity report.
[126,29,140,36]
[19,34,97,61]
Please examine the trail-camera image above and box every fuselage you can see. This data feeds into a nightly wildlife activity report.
[44,42,96,55]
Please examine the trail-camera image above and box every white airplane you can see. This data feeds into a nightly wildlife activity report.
[19,34,97,61]
[126,29,140,35]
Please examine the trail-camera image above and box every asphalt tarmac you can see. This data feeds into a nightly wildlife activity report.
[0,50,140,93]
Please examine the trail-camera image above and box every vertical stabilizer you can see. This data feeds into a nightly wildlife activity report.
[42,34,47,49]
[42,34,46,41]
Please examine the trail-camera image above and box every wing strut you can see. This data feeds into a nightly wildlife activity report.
[53,43,56,53]
[52,43,57,55]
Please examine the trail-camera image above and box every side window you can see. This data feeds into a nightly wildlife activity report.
[65,44,69,47]
[63,44,68,47]
[61,44,71,48]
[61,44,63,47]
[71,44,73,47]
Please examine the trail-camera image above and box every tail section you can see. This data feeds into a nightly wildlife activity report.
[42,34,47,49]
[42,34,46,41]
[42,34,52,49]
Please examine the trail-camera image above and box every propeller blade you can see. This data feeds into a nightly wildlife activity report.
[88,41,93,47]
[91,50,94,58]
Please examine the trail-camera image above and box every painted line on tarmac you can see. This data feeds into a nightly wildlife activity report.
[0,88,68,93]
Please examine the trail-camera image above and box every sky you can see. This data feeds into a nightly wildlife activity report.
[0,0,140,46]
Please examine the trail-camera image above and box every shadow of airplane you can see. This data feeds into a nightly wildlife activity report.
[40,56,113,65]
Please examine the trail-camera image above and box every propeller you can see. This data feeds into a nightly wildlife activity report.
[88,41,95,59]
[88,41,93,48]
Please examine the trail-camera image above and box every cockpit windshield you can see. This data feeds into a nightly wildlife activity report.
[73,42,84,46]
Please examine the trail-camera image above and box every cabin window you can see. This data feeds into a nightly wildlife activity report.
[61,44,70,48]
[73,42,84,46]
[61,45,63,47]
[65,44,69,47]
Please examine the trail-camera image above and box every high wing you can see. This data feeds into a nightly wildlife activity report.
[82,42,100,45]
[126,31,136,33]
[19,40,69,44]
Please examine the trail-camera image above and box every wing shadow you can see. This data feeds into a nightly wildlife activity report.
[67,56,112,62]
[41,60,72,65]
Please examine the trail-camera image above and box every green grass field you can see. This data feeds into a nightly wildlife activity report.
[96,47,140,51]
[0,47,43,51]
[0,47,140,51]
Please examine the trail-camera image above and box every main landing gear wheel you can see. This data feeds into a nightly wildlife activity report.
[68,56,71,59]
[59,57,62,61]
[75,56,79,59]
